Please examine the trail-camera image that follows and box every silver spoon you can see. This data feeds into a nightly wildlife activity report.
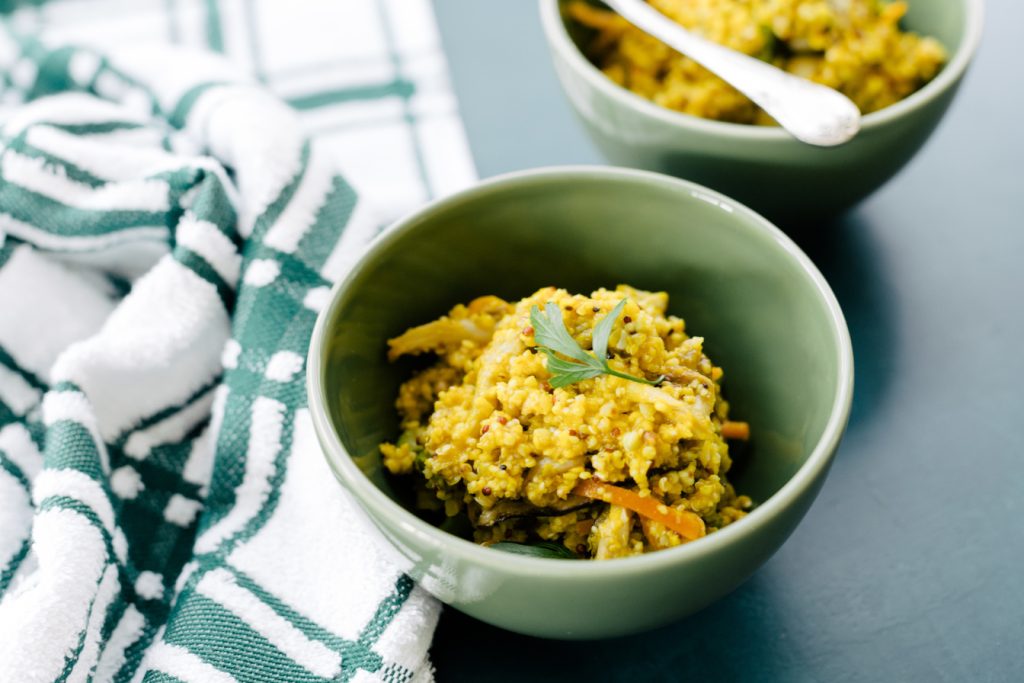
[602,0,861,146]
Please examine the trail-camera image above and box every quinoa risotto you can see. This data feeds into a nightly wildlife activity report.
[379,286,752,560]
[568,0,948,124]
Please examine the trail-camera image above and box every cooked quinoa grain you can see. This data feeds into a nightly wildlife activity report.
[380,286,753,559]
[568,0,947,124]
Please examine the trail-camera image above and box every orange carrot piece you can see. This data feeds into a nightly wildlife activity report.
[722,420,751,441]
[572,478,705,541]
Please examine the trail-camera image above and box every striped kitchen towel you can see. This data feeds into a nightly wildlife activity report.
[0,2,475,682]
[0,0,476,223]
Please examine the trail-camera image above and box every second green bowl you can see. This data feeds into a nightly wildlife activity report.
[539,0,984,221]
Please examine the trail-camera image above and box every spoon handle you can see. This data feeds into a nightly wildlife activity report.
[603,0,861,147]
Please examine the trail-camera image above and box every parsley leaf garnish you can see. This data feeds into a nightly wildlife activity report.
[529,299,664,388]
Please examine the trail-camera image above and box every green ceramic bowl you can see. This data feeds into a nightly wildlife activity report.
[539,0,983,221]
[307,167,853,639]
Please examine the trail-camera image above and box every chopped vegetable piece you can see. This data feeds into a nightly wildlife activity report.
[622,382,712,440]
[573,478,705,541]
[387,318,493,361]
[593,505,634,560]
[467,295,509,315]
[721,420,751,441]
[662,366,716,395]
[575,519,595,537]
[640,516,680,551]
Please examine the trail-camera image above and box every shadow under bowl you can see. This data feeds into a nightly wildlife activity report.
[307,166,853,638]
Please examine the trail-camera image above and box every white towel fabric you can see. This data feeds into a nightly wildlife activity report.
[0,0,477,222]
[0,2,476,681]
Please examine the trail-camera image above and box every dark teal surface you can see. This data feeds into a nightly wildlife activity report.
[431,0,1023,680]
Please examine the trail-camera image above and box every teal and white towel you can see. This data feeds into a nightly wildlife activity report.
[1,0,476,222]
[0,2,475,681]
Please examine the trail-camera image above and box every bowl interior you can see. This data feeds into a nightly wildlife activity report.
[318,171,846,516]
[902,0,970,55]
[558,0,972,106]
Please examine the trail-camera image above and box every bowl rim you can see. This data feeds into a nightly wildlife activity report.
[537,0,985,142]
[307,165,854,578]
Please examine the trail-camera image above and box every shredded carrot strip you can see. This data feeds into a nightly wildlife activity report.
[572,478,705,541]
[721,420,750,441]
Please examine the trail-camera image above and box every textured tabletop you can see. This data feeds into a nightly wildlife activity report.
[430,1,1023,680]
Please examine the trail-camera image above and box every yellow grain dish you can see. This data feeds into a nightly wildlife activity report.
[568,0,947,124]
[379,286,752,560]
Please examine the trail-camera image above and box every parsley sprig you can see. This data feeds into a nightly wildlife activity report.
[529,299,664,388]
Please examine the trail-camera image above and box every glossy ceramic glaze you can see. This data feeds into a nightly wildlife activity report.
[539,0,983,221]
[307,167,853,639]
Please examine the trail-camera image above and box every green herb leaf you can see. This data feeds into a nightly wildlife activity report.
[549,367,606,388]
[530,303,594,364]
[540,349,596,375]
[529,299,664,388]
[541,347,605,387]
[591,298,627,361]
[490,541,578,559]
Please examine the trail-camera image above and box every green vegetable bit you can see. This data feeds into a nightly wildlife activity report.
[757,26,777,62]
[529,299,664,389]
